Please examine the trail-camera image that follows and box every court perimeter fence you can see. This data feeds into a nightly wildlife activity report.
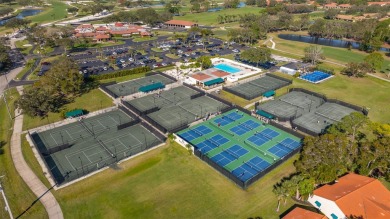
[222,74,293,100]
[99,81,118,98]
[146,71,178,82]
[193,142,302,189]
[28,127,164,185]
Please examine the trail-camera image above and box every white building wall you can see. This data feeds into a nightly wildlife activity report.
[308,194,346,219]
[280,67,297,75]
[173,133,194,154]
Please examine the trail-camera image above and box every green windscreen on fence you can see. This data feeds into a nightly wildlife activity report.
[263,90,275,98]
[65,109,83,118]
[204,78,224,86]
[256,110,274,119]
[139,82,165,92]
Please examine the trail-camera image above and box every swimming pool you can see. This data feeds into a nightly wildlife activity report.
[214,63,241,74]
[299,71,332,84]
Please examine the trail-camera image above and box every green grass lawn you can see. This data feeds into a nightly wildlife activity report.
[179,7,265,26]
[73,40,125,49]
[272,72,390,123]
[23,89,114,131]
[0,88,48,219]
[166,53,180,59]
[28,0,68,24]
[14,40,33,55]
[133,37,158,42]
[15,58,36,80]
[22,137,299,218]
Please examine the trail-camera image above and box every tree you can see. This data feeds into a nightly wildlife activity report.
[4,18,30,30]
[40,57,84,95]
[16,87,65,117]
[341,62,371,77]
[324,9,340,19]
[295,134,353,184]
[0,44,11,71]
[136,8,159,25]
[57,38,75,53]
[196,56,212,70]
[363,52,384,72]
[327,112,369,143]
[303,45,324,65]
[239,47,272,66]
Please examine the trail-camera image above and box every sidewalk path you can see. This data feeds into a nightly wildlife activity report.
[10,86,63,219]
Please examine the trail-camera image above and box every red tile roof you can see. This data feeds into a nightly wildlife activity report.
[115,22,124,27]
[96,26,107,31]
[75,32,96,37]
[165,20,196,26]
[211,70,230,78]
[313,173,390,219]
[191,73,212,81]
[95,34,110,39]
[368,2,390,6]
[109,29,140,35]
[282,207,326,219]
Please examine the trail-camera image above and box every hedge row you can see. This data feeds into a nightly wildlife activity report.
[90,66,151,80]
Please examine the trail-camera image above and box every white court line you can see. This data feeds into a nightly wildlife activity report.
[50,133,59,146]
[107,114,120,125]
[65,155,77,171]
[65,129,74,141]
[83,151,93,164]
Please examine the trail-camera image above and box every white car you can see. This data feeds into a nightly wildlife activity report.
[196,42,203,46]
[128,57,134,62]
[120,59,125,63]
[103,67,108,71]
[122,63,127,67]
[162,62,167,66]
[177,50,183,54]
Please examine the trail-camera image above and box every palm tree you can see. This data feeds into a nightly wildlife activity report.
[273,185,284,212]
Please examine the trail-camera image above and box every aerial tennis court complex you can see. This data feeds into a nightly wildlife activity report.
[256,88,367,135]
[101,72,177,98]
[123,84,231,133]
[176,109,302,188]
[28,107,165,185]
[223,74,292,100]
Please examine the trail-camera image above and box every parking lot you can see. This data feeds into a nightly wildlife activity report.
[64,35,248,77]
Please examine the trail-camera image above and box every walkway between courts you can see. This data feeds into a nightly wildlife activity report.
[10,86,63,219]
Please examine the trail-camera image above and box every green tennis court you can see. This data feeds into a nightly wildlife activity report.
[106,74,175,97]
[29,109,164,185]
[224,75,291,100]
[177,109,302,188]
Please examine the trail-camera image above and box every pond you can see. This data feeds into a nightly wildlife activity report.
[0,9,42,26]
[278,34,389,52]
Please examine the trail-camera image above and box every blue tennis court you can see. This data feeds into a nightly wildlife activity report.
[230,125,250,136]
[211,151,236,167]
[179,125,212,141]
[179,130,200,142]
[268,143,292,158]
[232,163,258,181]
[247,134,269,147]
[226,111,243,121]
[281,138,301,150]
[193,125,212,135]
[209,134,229,146]
[247,156,271,171]
[225,145,248,159]
[214,117,232,126]
[259,128,279,140]
[242,120,261,129]
[196,139,218,154]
